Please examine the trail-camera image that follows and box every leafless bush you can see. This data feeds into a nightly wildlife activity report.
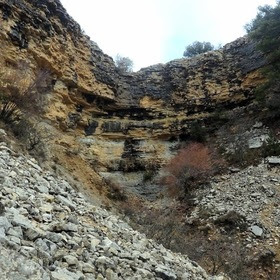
[162,142,225,198]
[125,201,249,277]
[11,119,40,150]
[103,178,127,201]
[0,60,51,123]
[214,210,247,232]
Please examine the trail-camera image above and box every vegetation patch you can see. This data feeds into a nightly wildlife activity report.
[246,1,280,117]
[161,142,225,199]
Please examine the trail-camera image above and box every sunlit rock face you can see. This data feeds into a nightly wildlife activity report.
[0,0,266,191]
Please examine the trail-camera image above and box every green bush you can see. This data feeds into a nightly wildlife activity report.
[262,135,280,157]
[115,54,133,73]
[183,41,214,57]
[246,1,280,113]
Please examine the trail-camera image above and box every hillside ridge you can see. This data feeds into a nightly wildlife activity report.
[0,131,225,279]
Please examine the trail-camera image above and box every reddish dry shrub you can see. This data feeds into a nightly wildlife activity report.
[162,142,224,197]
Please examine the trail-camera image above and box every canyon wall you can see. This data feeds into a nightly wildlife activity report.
[0,0,266,193]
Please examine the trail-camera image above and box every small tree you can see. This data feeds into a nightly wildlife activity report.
[115,54,133,73]
[183,41,214,57]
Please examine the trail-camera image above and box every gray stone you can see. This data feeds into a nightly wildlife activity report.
[9,170,17,178]
[34,183,49,194]
[0,216,12,232]
[155,265,177,280]
[37,249,52,266]
[105,268,118,280]
[0,129,7,137]
[54,249,68,261]
[101,237,120,251]
[229,167,240,173]
[9,208,34,229]
[46,232,64,243]
[96,274,105,280]
[0,202,5,216]
[35,238,49,252]
[139,252,151,261]
[266,156,280,165]
[250,225,263,237]
[9,235,21,245]
[63,223,79,232]
[21,246,37,257]
[79,138,95,146]
[64,255,79,266]
[253,122,263,128]
[82,263,95,273]
[88,237,99,250]
[50,222,78,233]
[27,159,42,171]
[51,268,82,280]
[95,256,114,267]
[42,213,53,223]
[25,228,42,241]
[248,135,269,149]
[57,195,76,210]
[0,227,7,242]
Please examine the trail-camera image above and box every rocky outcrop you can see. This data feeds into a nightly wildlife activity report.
[0,136,225,280]
[0,0,267,191]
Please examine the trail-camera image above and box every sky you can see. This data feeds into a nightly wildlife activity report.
[60,0,277,71]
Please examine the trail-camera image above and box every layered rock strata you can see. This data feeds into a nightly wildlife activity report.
[0,0,266,190]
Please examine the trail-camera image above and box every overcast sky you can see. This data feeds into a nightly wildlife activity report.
[60,0,277,70]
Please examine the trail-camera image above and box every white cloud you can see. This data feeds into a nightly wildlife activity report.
[60,0,277,70]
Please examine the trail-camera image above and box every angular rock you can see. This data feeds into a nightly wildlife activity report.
[25,228,43,241]
[63,255,79,266]
[57,195,76,211]
[266,156,280,165]
[0,217,12,232]
[51,268,83,280]
[82,263,95,273]
[155,265,177,280]
[250,225,263,237]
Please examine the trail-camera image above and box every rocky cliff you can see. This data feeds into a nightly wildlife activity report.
[0,0,266,193]
[1,0,278,279]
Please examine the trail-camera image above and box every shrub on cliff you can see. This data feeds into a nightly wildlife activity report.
[246,1,280,115]
[115,54,133,73]
[183,41,215,57]
[0,61,50,123]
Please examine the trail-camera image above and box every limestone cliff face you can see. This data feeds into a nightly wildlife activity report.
[0,0,267,191]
